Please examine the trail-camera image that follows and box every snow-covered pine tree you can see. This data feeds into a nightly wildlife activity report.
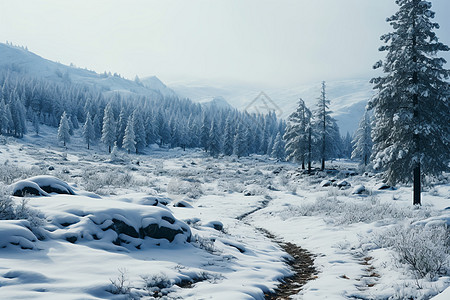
[92,114,102,140]
[342,132,353,159]
[283,99,312,169]
[132,110,146,153]
[222,115,234,156]
[233,122,248,158]
[370,0,450,205]
[200,112,210,152]
[123,116,136,154]
[313,81,338,170]
[0,100,8,135]
[271,132,285,160]
[208,120,221,158]
[82,112,95,149]
[116,107,127,148]
[101,102,116,153]
[351,110,372,169]
[32,113,39,135]
[57,111,71,146]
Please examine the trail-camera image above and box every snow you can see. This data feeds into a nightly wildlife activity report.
[0,123,449,299]
[0,43,173,100]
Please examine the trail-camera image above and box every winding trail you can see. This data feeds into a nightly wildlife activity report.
[236,198,317,299]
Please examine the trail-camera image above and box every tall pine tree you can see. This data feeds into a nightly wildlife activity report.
[57,111,71,147]
[82,112,95,149]
[101,102,116,153]
[370,0,450,205]
[313,81,336,170]
[283,99,312,169]
[351,110,372,169]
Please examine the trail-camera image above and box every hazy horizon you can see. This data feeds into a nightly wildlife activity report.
[1,0,449,88]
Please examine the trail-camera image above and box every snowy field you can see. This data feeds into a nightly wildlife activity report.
[0,125,449,300]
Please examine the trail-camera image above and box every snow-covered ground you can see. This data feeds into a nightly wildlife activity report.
[0,125,449,299]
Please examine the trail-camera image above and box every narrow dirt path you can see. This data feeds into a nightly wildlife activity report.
[236,199,317,299]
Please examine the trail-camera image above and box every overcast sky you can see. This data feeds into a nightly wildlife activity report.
[1,0,449,87]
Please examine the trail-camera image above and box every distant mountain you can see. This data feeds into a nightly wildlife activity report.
[198,96,233,110]
[140,76,177,97]
[0,43,176,99]
[171,79,375,135]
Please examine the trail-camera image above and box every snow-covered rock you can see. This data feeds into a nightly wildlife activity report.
[335,179,351,188]
[320,180,333,187]
[12,180,49,197]
[351,185,366,195]
[27,175,76,195]
[174,200,193,208]
[12,176,75,197]
[204,220,224,231]
[0,220,38,249]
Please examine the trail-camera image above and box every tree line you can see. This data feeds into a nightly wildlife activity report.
[0,68,286,158]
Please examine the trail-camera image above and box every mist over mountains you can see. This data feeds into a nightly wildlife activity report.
[1,43,373,134]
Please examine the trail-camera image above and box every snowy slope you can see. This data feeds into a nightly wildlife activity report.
[0,122,449,299]
[171,79,375,135]
[0,43,176,99]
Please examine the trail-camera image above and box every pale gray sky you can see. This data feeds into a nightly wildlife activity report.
[1,0,449,87]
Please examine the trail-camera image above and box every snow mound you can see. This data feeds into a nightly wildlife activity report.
[351,184,366,195]
[11,175,75,197]
[0,220,38,250]
[11,180,49,197]
[28,175,76,195]
[33,194,192,248]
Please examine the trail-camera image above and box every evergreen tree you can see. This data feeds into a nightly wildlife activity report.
[233,123,248,158]
[352,110,372,169]
[342,132,353,159]
[32,113,40,135]
[0,100,7,135]
[92,114,102,140]
[208,120,221,158]
[101,102,116,153]
[82,112,95,149]
[223,115,235,156]
[200,112,210,152]
[123,116,136,154]
[116,107,127,148]
[271,132,285,160]
[132,110,146,153]
[313,81,339,170]
[370,0,450,205]
[57,111,71,146]
[283,99,312,169]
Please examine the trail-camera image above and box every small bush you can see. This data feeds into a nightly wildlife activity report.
[376,224,450,279]
[167,178,203,199]
[0,185,43,233]
[109,268,131,295]
[0,162,45,184]
[281,194,434,225]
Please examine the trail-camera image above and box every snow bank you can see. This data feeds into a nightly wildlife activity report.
[31,194,191,247]
[0,220,38,249]
[11,180,49,197]
[11,175,75,197]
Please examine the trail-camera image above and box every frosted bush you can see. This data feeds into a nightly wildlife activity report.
[0,184,43,229]
[80,168,134,194]
[282,195,434,225]
[0,162,45,184]
[375,224,449,279]
[167,178,203,199]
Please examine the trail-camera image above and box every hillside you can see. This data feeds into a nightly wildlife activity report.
[0,43,176,99]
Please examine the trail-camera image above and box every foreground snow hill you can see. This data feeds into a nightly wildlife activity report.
[0,126,449,299]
